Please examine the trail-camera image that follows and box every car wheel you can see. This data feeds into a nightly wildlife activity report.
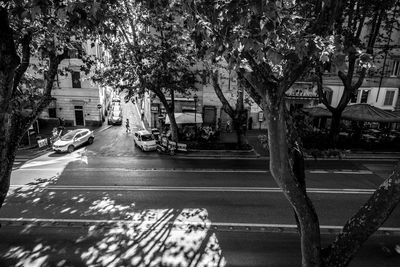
[67,145,75,153]
[88,137,94,145]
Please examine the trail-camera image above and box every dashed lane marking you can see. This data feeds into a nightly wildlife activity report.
[31,185,377,194]
[29,167,372,174]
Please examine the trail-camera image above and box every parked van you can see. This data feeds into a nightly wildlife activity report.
[133,130,157,151]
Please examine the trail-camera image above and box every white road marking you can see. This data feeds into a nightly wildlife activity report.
[17,167,372,175]
[61,168,269,173]
[0,217,398,233]
[30,185,376,194]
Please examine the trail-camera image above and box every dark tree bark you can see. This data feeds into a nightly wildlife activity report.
[324,162,400,267]
[316,1,389,143]
[0,7,64,208]
[264,91,322,266]
[211,70,247,147]
[153,87,179,142]
[0,7,23,208]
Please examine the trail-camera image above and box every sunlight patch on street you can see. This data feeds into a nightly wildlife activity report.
[2,179,226,267]
[10,148,89,189]
[81,208,225,267]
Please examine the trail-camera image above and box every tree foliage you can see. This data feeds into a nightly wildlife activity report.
[181,0,400,266]
[93,0,200,141]
[316,0,400,140]
[0,0,113,208]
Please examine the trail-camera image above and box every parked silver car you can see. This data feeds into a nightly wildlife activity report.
[53,129,94,153]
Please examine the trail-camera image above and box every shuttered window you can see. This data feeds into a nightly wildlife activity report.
[391,60,400,77]
[360,90,370,103]
[384,90,395,106]
[72,71,81,88]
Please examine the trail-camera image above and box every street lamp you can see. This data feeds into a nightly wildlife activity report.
[194,93,198,138]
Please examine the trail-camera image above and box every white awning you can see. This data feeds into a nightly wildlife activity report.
[165,113,203,124]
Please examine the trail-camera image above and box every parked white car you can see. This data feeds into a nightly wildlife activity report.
[108,106,123,125]
[53,129,94,153]
[133,130,157,151]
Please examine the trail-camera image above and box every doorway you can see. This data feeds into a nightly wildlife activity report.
[74,105,84,126]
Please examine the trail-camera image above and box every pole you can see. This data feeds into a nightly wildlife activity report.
[99,108,102,126]
[27,130,31,147]
[194,98,197,138]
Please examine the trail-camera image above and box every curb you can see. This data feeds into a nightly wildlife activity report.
[178,148,260,159]
[95,125,112,133]
[170,153,399,160]
[0,218,398,236]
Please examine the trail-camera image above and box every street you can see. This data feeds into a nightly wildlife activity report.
[1,100,400,267]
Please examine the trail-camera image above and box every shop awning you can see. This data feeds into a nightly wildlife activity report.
[302,106,332,117]
[165,112,203,124]
[342,104,400,122]
[303,104,400,123]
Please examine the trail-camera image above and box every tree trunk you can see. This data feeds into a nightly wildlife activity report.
[234,79,247,147]
[233,117,243,147]
[233,110,247,148]
[265,99,322,267]
[323,162,400,266]
[168,89,178,142]
[0,7,22,208]
[0,115,23,208]
[166,110,179,142]
[152,88,179,142]
[329,110,342,146]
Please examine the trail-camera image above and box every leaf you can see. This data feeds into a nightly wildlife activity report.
[266,49,282,65]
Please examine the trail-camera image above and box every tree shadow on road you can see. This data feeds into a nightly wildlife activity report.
[0,170,226,266]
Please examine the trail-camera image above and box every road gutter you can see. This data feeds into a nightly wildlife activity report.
[0,217,398,236]
[38,185,376,194]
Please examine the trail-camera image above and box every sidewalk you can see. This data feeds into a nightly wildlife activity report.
[181,129,400,160]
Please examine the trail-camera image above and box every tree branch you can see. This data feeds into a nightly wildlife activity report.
[337,70,348,87]
[351,67,366,91]
[12,32,32,97]
[211,70,235,118]
[325,162,400,267]
[123,0,137,46]
[282,57,311,93]
[315,69,335,112]
[238,71,264,109]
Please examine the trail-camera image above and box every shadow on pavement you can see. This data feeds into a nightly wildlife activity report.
[1,158,226,267]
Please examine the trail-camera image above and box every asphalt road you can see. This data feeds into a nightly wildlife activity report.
[1,99,400,266]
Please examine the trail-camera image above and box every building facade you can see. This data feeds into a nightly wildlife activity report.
[37,40,111,127]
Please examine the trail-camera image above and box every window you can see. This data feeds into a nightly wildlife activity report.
[384,90,395,106]
[48,108,56,118]
[360,90,370,103]
[391,60,400,77]
[350,92,358,103]
[324,89,333,105]
[67,48,83,59]
[72,71,81,88]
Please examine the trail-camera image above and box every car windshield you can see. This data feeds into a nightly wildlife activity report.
[61,131,78,141]
[141,134,154,141]
[113,111,121,117]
